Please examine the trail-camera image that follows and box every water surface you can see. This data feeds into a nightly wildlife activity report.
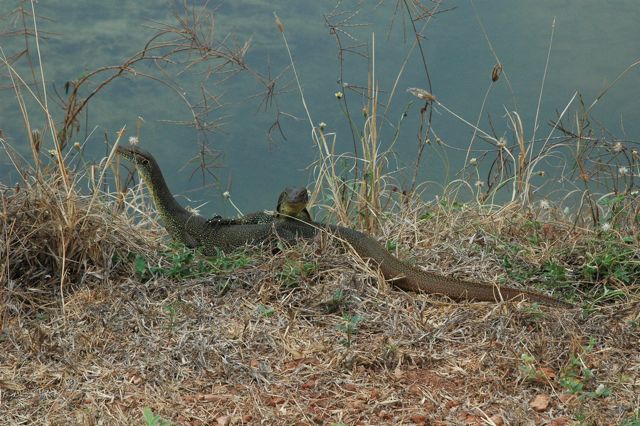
[1,0,638,215]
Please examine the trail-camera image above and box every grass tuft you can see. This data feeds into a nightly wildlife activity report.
[0,167,160,318]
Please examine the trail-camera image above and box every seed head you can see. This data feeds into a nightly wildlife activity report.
[406,87,436,102]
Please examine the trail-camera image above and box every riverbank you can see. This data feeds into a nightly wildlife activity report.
[1,181,638,424]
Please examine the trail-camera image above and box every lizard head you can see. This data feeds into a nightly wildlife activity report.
[276,187,309,219]
[116,145,159,183]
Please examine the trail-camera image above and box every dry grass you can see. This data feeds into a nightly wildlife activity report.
[1,181,638,425]
[0,174,160,318]
[2,4,638,424]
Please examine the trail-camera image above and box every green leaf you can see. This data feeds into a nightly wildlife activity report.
[134,255,147,276]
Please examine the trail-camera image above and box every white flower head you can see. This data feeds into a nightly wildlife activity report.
[613,142,623,153]
[619,166,629,176]
[539,199,550,210]
[129,136,139,145]
[601,222,611,232]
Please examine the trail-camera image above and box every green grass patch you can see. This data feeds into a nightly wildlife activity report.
[133,244,252,281]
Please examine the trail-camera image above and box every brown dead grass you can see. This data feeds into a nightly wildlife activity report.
[0,176,158,316]
[1,182,639,425]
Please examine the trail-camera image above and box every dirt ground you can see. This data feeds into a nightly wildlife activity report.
[2,239,638,425]
[2,183,638,424]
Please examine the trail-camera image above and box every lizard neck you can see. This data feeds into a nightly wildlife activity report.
[139,162,200,244]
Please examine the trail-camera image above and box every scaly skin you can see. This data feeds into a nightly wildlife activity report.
[272,188,571,308]
[117,146,570,307]
[321,224,570,306]
[206,187,311,226]
[116,145,306,251]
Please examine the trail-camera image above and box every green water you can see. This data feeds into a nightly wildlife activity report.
[1,1,638,216]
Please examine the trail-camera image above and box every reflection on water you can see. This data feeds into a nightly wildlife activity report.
[1,0,638,215]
